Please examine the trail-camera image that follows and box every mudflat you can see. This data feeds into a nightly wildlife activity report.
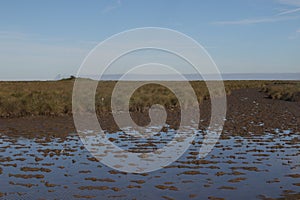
[0,85,299,199]
[0,87,299,136]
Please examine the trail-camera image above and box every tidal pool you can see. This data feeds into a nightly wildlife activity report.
[0,129,299,199]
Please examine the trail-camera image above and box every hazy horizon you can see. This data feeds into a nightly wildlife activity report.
[0,72,299,81]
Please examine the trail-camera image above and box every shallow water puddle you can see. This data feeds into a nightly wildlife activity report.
[0,129,299,199]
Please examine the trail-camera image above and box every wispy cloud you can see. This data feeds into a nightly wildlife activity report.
[101,0,122,14]
[213,0,300,25]
[277,0,300,15]
[213,15,299,25]
[288,28,300,39]
[278,0,300,7]
[0,30,98,47]
[0,31,27,40]
[277,7,300,15]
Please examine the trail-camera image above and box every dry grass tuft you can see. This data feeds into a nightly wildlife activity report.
[0,79,298,117]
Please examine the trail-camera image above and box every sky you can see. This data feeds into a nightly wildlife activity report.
[0,0,300,80]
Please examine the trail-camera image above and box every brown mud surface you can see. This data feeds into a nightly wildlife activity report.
[0,88,299,199]
[0,88,298,137]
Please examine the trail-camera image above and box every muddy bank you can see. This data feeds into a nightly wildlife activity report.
[0,88,299,138]
[0,118,299,199]
[0,88,299,199]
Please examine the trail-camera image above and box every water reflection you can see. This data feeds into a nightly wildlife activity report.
[0,128,299,199]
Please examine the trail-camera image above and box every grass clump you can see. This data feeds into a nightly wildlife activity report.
[0,79,298,117]
[261,81,300,102]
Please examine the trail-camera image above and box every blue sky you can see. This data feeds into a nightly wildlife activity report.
[0,0,300,80]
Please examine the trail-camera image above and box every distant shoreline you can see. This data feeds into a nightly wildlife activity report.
[1,73,299,81]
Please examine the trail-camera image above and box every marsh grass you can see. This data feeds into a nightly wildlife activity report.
[261,81,300,102]
[0,79,298,117]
